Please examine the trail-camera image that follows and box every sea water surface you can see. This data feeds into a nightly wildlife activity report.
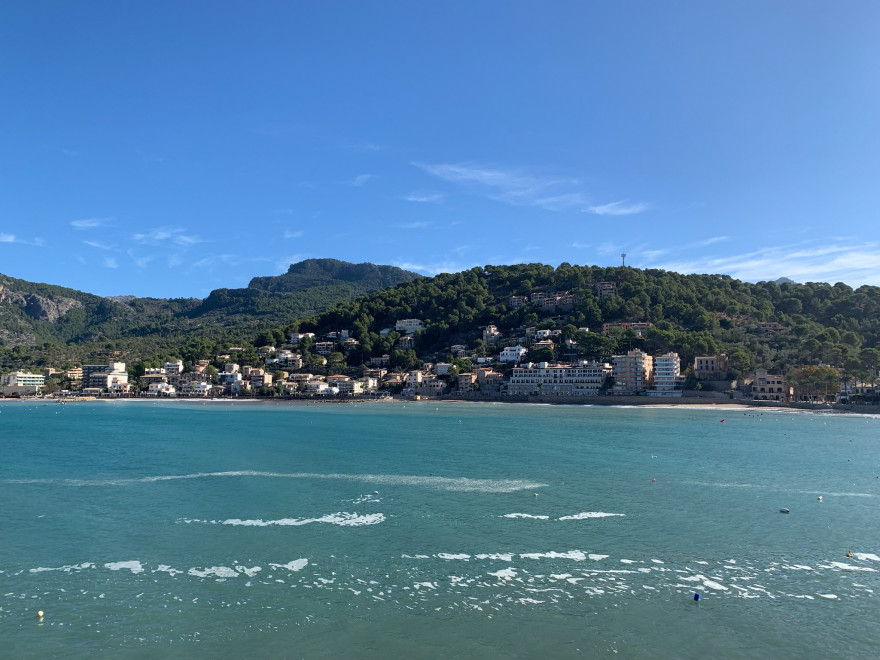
[1,400,878,658]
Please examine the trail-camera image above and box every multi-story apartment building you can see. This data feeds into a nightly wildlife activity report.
[508,361,612,397]
[649,353,684,396]
[612,350,654,394]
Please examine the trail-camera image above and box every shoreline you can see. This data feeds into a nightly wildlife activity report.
[5,394,877,415]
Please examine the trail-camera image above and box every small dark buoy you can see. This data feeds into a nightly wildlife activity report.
[693,593,700,601]
[846,551,853,558]
[779,508,790,514]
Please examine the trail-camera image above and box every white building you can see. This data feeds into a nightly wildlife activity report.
[648,352,684,397]
[148,382,176,396]
[395,319,425,335]
[500,345,528,363]
[1,371,45,388]
[163,360,184,375]
[508,361,612,397]
[83,363,129,391]
[1,371,45,395]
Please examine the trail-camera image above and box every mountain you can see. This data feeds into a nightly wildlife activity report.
[186,259,419,319]
[4,261,879,381]
[0,260,419,367]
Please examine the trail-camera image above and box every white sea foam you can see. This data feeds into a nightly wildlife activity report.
[503,513,550,519]
[104,561,144,574]
[235,565,262,577]
[29,562,94,573]
[817,593,838,599]
[558,512,625,520]
[475,553,514,561]
[854,553,880,562]
[682,481,875,498]
[823,562,876,572]
[269,559,308,571]
[20,471,546,493]
[589,554,609,561]
[153,565,183,576]
[488,567,518,580]
[437,553,471,560]
[188,566,238,578]
[520,551,587,561]
[620,559,636,564]
[187,512,385,527]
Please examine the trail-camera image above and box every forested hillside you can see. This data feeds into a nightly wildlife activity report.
[285,264,880,380]
[0,260,419,370]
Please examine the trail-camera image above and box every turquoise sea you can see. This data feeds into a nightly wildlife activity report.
[1,399,878,658]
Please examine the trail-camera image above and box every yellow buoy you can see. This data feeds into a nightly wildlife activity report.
[846,551,853,558]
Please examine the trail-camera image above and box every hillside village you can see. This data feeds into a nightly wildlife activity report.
[3,281,878,406]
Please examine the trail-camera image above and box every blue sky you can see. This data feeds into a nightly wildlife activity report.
[2,1,878,298]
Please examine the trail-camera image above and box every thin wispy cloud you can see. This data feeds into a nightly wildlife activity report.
[71,218,106,229]
[586,201,648,216]
[402,191,445,203]
[284,230,304,239]
[571,242,590,249]
[132,227,201,247]
[347,142,384,152]
[414,161,639,214]
[692,235,729,248]
[396,221,431,230]
[61,148,78,157]
[103,257,118,269]
[276,254,308,272]
[415,162,582,211]
[350,174,374,187]
[83,240,114,250]
[127,250,154,268]
[0,233,44,246]
[654,241,880,287]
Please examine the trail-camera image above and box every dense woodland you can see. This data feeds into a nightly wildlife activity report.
[280,264,880,385]
[2,262,879,397]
